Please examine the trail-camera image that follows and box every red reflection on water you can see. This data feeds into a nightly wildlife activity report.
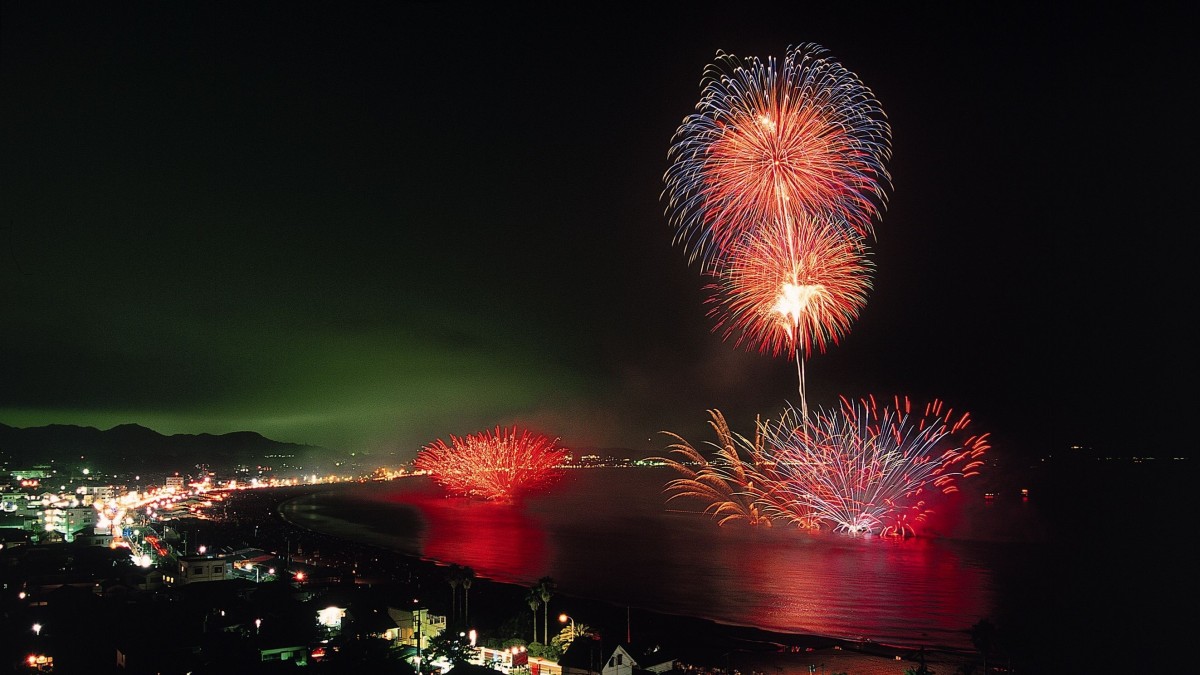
[384,482,549,583]
[912,490,969,537]
[695,520,989,644]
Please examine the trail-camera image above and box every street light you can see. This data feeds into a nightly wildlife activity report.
[558,613,581,651]
[254,565,275,583]
[413,598,423,674]
[559,613,575,633]
[32,623,42,636]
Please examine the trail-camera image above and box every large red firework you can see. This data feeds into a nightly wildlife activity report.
[663,43,892,270]
[414,426,568,502]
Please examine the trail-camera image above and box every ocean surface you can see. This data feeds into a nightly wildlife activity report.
[278,462,1187,663]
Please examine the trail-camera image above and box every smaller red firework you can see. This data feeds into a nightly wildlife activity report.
[707,214,873,360]
[415,426,568,502]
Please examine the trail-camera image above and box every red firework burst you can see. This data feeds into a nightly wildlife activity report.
[414,426,568,502]
[663,43,892,270]
[654,397,989,538]
[706,213,873,360]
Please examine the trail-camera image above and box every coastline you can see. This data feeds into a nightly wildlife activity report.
[180,483,984,675]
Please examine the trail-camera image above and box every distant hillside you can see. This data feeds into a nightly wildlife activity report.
[0,422,336,479]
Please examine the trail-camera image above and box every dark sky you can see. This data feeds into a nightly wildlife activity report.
[2,2,1191,463]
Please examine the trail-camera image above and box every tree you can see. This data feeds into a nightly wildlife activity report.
[448,566,463,623]
[525,588,542,643]
[551,621,592,653]
[494,614,529,643]
[426,627,480,670]
[462,567,475,625]
[535,576,556,648]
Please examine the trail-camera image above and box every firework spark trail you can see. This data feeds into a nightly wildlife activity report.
[761,403,919,534]
[705,214,873,420]
[414,426,568,503]
[760,396,990,536]
[656,397,989,537]
[662,43,892,271]
[708,214,873,359]
[655,410,773,526]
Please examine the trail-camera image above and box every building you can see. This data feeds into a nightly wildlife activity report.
[561,642,678,675]
[164,553,233,586]
[42,504,99,543]
[476,645,564,675]
[395,605,447,653]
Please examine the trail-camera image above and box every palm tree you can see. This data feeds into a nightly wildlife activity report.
[525,588,542,643]
[553,620,592,652]
[447,567,462,623]
[536,576,556,647]
[462,567,475,625]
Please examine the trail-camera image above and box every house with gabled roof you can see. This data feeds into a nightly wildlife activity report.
[561,639,679,675]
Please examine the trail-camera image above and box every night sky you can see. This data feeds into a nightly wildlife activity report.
[2,3,1191,463]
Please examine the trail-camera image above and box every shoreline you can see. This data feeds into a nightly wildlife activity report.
[186,483,985,675]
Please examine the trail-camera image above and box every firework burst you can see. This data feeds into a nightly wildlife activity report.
[662,43,892,270]
[707,214,873,359]
[758,395,989,536]
[415,426,568,503]
[657,409,773,526]
[657,45,987,538]
[705,213,873,420]
[656,397,988,537]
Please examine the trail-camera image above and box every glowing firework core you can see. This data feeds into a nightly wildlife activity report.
[773,281,826,339]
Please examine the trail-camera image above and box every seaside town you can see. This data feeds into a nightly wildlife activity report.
[0,454,990,675]
[0,452,627,674]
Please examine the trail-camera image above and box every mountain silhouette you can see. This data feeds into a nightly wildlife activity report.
[0,422,334,480]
